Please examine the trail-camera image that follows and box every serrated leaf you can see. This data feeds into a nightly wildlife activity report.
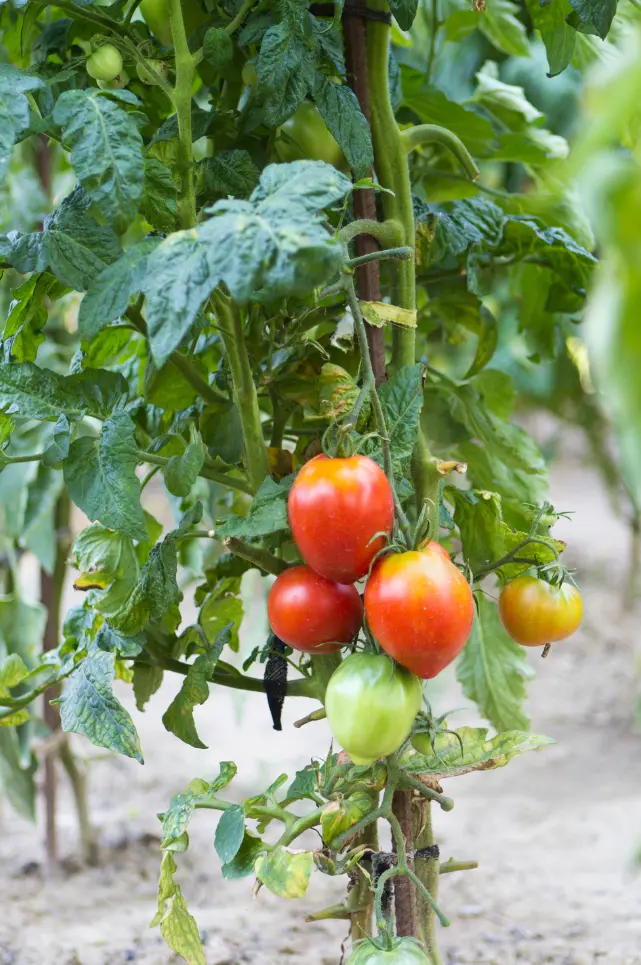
[312,76,373,179]
[214,804,245,863]
[254,23,312,127]
[54,90,144,230]
[365,364,424,471]
[162,625,231,748]
[42,413,71,468]
[56,646,143,762]
[568,0,616,38]
[217,475,293,539]
[78,238,159,342]
[64,411,146,540]
[2,273,67,362]
[95,623,144,657]
[255,847,313,898]
[151,852,205,965]
[457,594,534,732]
[404,727,554,778]
[199,578,243,652]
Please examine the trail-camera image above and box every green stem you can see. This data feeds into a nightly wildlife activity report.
[136,450,254,495]
[400,125,479,181]
[31,0,126,34]
[473,535,561,581]
[366,2,416,369]
[224,0,256,35]
[398,773,453,811]
[277,807,325,847]
[415,803,444,963]
[214,294,270,490]
[222,536,289,576]
[168,0,196,229]
[347,246,413,270]
[412,434,441,539]
[131,652,316,697]
[340,218,404,248]
[439,859,478,874]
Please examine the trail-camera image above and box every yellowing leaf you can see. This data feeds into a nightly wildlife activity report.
[255,847,313,898]
[360,301,417,329]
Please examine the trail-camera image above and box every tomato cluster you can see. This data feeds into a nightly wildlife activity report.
[266,454,477,763]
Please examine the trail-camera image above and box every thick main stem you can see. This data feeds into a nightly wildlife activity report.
[415,803,443,965]
[169,0,196,229]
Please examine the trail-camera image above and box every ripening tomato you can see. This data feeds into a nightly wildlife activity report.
[498,575,582,646]
[345,938,430,965]
[136,58,169,85]
[86,45,123,82]
[267,565,362,654]
[288,455,394,584]
[325,653,422,765]
[364,541,475,679]
[274,103,346,170]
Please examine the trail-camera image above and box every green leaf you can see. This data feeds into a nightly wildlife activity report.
[525,0,576,76]
[449,488,565,578]
[2,273,67,362]
[0,361,127,422]
[158,762,237,846]
[0,66,43,185]
[78,238,159,342]
[95,623,144,658]
[151,852,205,965]
[200,150,261,199]
[162,625,231,748]
[42,413,71,468]
[217,475,293,539]
[203,26,233,69]
[457,594,534,732]
[144,161,350,363]
[164,427,206,498]
[477,0,530,56]
[388,0,419,30]
[200,401,244,465]
[64,412,146,541]
[403,727,554,777]
[254,23,313,126]
[133,662,164,711]
[255,846,313,898]
[401,68,496,157]
[20,464,64,573]
[369,364,424,470]
[0,728,36,820]
[0,653,29,690]
[54,90,144,230]
[56,646,144,762]
[199,578,243,652]
[415,196,504,265]
[0,596,47,668]
[0,190,122,291]
[222,830,264,879]
[214,804,245,863]
[312,76,373,179]
[568,0,617,38]
[141,158,177,232]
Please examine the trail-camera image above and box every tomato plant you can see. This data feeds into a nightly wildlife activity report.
[267,565,363,652]
[325,653,422,764]
[498,576,583,647]
[2,0,633,957]
[288,454,394,583]
[364,541,475,679]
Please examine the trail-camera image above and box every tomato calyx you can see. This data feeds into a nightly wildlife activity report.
[411,700,465,762]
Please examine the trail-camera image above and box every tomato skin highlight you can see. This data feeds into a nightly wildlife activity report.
[498,575,582,646]
[274,103,345,170]
[364,541,475,679]
[325,653,422,765]
[346,938,431,965]
[86,44,123,82]
[267,565,362,654]
[288,454,394,584]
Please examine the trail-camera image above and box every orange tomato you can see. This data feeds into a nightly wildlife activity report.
[498,575,582,646]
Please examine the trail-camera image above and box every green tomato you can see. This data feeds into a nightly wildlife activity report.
[136,58,169,85]
[346,938,431,965]
[325,653,422,766]
[86,44,123,82]
[274,102,346,170]
[411,728,458,757]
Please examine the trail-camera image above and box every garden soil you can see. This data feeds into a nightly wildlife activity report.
[2,429,641,965]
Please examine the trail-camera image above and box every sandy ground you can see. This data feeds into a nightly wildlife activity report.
[2,434,641,965]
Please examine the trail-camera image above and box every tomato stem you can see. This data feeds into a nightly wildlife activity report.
[400,125,479,181]
[168,0,196,229]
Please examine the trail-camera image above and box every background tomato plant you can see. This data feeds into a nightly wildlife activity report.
[0,0,639,960]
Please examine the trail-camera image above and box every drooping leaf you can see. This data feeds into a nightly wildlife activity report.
[457,593,534,732]
[64,411,147,540]
[151,852,205,965]
[216,475,293,539]
[312,75,373,179]
[200,150,261,199]
[78,238,159,342]
[0,362,127,422]
[158,762,237,846]
[140,158,177,231]
[214,804,246,863]
[477,0,530,57]
[199,578,243,652]
[2,273,68,362]
[403,727,554,778]
[54,89,145,229]
[254,22,314,127]
[133,663,164,711]
[568,0,617,39]
[55,646,144,762]
[0,66,44,185]
[162,625,232,748]
[164,427,206,498]
[525,0,576,76]
[365,364,424,471]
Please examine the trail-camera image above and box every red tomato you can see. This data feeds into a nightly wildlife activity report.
[364,541,474,679]
[288,455,394,584]
[267,565,363,653]
[498,575,582,646]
